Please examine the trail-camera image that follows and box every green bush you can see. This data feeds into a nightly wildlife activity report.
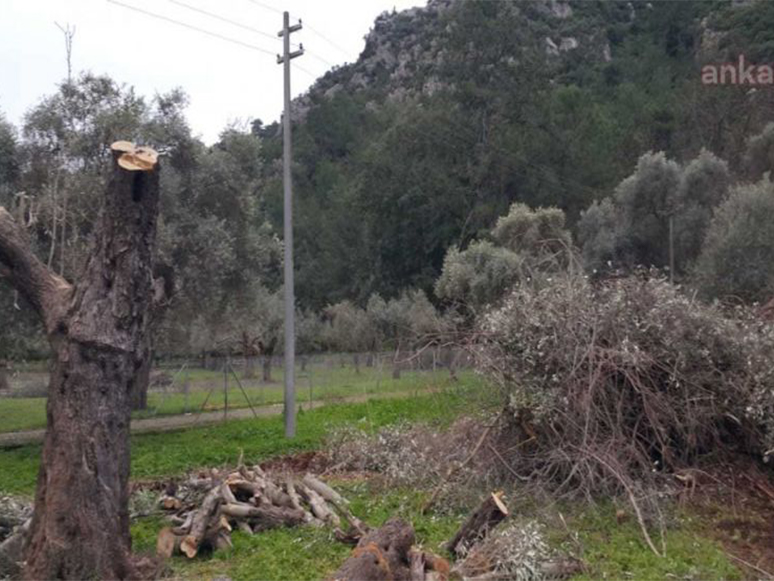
[694,177,774,303]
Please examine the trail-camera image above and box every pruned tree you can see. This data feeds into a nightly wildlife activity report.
[0,141,162,579]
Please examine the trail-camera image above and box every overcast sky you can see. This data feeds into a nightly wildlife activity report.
[1,0,423,143]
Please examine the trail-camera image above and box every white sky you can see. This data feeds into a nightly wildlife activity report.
[1,0,423,143]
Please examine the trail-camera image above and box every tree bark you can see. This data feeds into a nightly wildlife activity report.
[130,337,152,410]
[0,361,8,391]
[332,518,415,581]
[244,355,256,379]
[262,355,272,383]
[0,144,161,580]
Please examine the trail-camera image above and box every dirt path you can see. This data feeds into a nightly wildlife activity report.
[0,390,429,448]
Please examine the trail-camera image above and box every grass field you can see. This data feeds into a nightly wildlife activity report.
[0,372,745,580]
[0,387,474,496]
[0,365,469,433]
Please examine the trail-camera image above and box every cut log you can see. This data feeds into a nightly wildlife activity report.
[160,496,182,511]
[332,518,415,581]
[227,477,263,502]
[304,474,368,535]
[410,550,425,581]
[221,503,306,531]
[298,483,341,527]
[303,474,348,506]
[263,479,295,508]
[447,492,508,558]
[180,486,223,558]
[172,511,195,536]
[156,527,182,558]
[221,482,238,505]
[286,478,317,524]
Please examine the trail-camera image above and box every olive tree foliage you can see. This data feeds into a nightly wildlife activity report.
[0,113,18,200]
[2,74,281,361]
[323,300,373,355]
[0,114,43,358]
[744,122,774,181]
[156,124,282,355]
[578,150,729,275]
[435,241,523,311]
[491,203,571,258]
[436,203,572,313]
[326,290,444,355]
[693,177,774,303]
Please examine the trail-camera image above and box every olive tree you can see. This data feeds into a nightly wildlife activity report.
[744,122,774,181]
[579,150,729,277]
[694,177,774,302]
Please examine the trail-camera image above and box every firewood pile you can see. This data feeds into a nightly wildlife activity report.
[155,464,369,559]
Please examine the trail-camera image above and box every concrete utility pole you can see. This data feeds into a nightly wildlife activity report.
[277,12,303,438]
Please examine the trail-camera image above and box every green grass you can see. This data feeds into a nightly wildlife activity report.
[130,481,463,581]
[544,503,741,581]
[0,397,47,433]
[0,367,471,433]
[0,389,471,496]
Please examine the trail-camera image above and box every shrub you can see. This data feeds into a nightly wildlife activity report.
[435,241,523,311]
[744,122,774,181]
[694,177,774,303]
[491,203,571,258]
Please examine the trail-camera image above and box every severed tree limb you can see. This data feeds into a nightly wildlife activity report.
[0,207,72,333]
[180,486,223,558]
[297,483,341,527]
[304,474,369,536]
[286,478,317,525]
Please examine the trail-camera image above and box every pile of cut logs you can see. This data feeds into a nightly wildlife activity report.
[155,465,367,559]
[155,469,579,581]
[155,464,451,580]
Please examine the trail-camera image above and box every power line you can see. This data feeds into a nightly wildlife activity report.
[304,50,335,68]
[245,0,283,16]
[167,0,280,44]
[106,0,277,57]
[242,0,346,62]
[293,61,317,79]
[304,23,350,58]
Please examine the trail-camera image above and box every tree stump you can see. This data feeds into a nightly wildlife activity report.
[0,142,165,580]
[332,518,416,581]
[447,492,509,558]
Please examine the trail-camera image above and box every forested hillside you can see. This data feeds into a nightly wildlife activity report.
[2,0,774,358]
[261,0,774,306]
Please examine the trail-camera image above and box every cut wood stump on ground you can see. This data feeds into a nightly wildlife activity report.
[447,491,509,558]
[331,517,450,581]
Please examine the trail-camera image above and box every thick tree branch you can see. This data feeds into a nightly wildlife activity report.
[0,208,72,333]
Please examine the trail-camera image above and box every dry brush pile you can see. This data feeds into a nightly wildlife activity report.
[475,272,774,511]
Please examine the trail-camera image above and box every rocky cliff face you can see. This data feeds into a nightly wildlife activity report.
[291,0,616,122]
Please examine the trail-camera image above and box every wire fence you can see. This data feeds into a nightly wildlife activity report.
[0,349,473,435]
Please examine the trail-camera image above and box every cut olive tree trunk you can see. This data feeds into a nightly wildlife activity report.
[0,143,163,580]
